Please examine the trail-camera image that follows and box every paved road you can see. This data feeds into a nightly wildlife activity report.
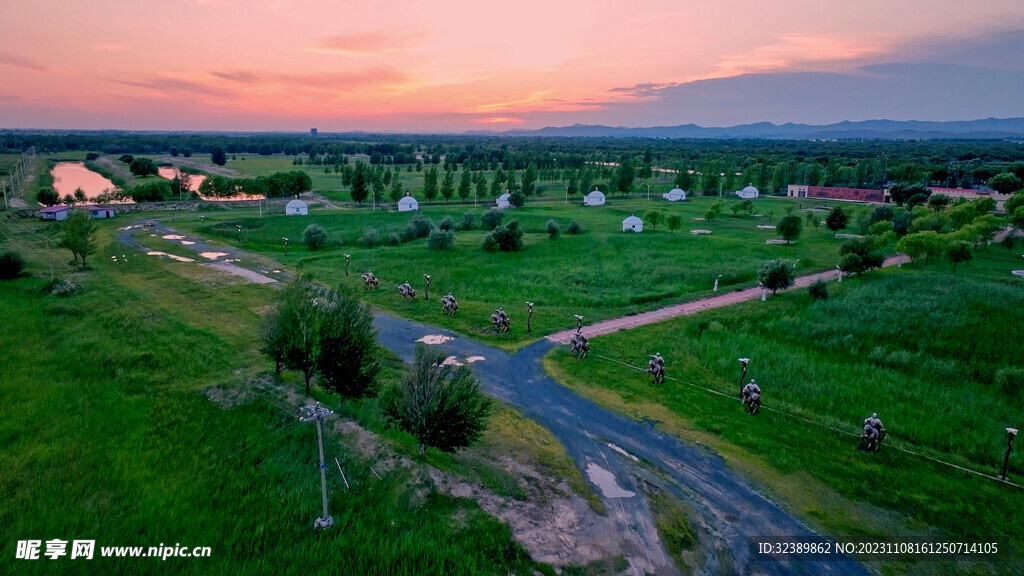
[548,255,910,343]
[120,221,867,575]
[374,312,867,576]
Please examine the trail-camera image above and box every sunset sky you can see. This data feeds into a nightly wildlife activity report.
[2,1,1024,132]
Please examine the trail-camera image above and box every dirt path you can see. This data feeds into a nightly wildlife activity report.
[149,154,241,177]
[548,255,910,343]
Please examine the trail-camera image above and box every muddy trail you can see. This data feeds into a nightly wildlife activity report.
[119,221,867,576]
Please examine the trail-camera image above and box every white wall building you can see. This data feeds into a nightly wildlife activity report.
[583,189,606,206]
[286,199,308,216]
[397,195,419,212]
[622,215,643,233]
[662,188,687,202]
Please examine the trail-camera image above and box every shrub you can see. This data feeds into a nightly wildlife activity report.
[481,234,499,252]
[839,237,885,275]
[484,219,524,252]
[546,219,560,239]
[995,368,1024,399]
[438,216,456,232]
[459,212,475,231]
[37,188,59,206]
[118,154,134,164]
[302,224,328,251]
[381,345,492,456]
[85,152,99,161]
[402,214,434,241]
[359,227,380,248]
[509,190,526,208]
[386,233,401,246]
[481,209,504,231]
[567,220,583,235]
[128,157,159,177]
[808,279,829,300]
[427,229,455,250]
[0,251,25,280]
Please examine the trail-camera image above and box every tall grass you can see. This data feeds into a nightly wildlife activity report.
[545,250,1024,571]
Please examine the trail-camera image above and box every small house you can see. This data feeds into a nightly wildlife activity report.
[397,194,419,212]
[622,215,643,233]
[496,193,511,209]
[662,188,687,202]
[40,205,70,221]
[736,185,759,199]
[583,189,606,206]
[286,198,309,216]
[82,205,116,219]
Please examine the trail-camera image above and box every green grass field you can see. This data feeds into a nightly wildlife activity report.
[0,217,594,576]
[545,250,1024,575]
[168,196,867,348]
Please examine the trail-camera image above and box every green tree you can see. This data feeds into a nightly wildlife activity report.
[946,241,972,272]
[441,168,455,202]
[423,166,439,203]
[458,169,472,201]
[888,182,930,206]
[759,259,795,294]
[521,163,538,197]
[276,278,322,393]
[509,189,526,208]
[667,214,682,233]
[825,207,848,234]
[211,147,227,166]
[483,220,524,252]
[897,231,946,265]
[839,237,885,276]
[381,345,492,456]
[928,194,951,211]
[987,172,1023,195]
[128,157,159,177]
[37,188,59,206]
[59,211,97,268]
[1005,193,1024,218]
[315,286,379,402]
[643,210,662,231]
[777,214,803,243]
[616,158,635,195]
[351,163,369,204]
[389,173,403,203]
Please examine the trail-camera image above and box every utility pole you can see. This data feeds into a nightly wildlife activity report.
[1004,428,1018,482]
[298,402,335,529]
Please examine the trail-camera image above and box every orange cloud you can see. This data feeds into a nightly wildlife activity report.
[476,117,524,124]
[311,29,425,55]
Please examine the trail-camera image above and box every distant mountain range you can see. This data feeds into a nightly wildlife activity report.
[479,117,1024,140]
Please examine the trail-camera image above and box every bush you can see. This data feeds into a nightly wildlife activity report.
[359,227,380,248]
[128,157,159,177]
[869,205,895,224]
[567,220,583,235]
[438,216,456,232]
[427,229,455,250]
[995,368,1024,399]
[402,214,434,241]
[0,251,25,280]
[808,279,829,301]
[481,209,504,231]
[381,345,492,456]
[839,236,885,275]
[386,233,401,246]
[118,154,134,164]
[546,219,560,239]
[509,190,526,208]
[483,219,524,252]
[459,212,474,231]
[37,188,59,206]
[303,224,328,251]
[85,152,99,161]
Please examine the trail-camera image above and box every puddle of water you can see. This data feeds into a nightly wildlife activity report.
[51,161,117,198]
[147,251,195,263]
[198,252,229,260]
[440,356,463,367]
[690,229,712,235]
[118,224,147,231]
[466,356,485,363]
[271,269,281,273]
[181,241,195,245]
[765,239,789,245]
[757,225,776,230]
[606,442,639,462]
[417,335,454,345]
[162,234,186,240]
[585,462,635,498]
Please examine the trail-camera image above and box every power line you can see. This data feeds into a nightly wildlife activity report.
[586,351,1024,491]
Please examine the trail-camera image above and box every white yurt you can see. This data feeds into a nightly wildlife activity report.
[496,193,511,209]
[622,215,643,233]
[286,198,308,216]
[736,185,759,199]
[583,189,606,206]
[397,194,419,212]
[662,188,687,202]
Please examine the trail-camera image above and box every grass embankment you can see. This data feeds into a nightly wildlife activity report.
[545,250,1024,575]
[170,197,863,349]
[0,217,590,576]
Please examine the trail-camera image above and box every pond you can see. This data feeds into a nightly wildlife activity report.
[51,162,116,198]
